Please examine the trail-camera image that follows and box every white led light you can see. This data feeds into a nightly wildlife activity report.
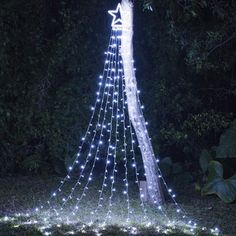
[108,3,123,29]
[43,6,216,233]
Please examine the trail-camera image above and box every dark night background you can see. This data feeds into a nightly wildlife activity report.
[0,0,236,205]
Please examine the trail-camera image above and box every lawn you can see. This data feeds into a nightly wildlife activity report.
[0,176,235,236]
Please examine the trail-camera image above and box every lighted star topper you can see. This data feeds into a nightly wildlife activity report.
[108,3,123,29]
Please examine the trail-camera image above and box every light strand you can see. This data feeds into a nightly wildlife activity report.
[93,30,120,217]
[104,33,121,222]
[46,31,116,208]
[133,66,196,230]
[71,33,119,214]
[119,51,131,224]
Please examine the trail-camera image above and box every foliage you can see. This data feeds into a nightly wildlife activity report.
[159,156,193,186]
[1,176,236,235]
[0,0,235,176]
[198,119,236,202]
[0,223,42,236]
[199,149,212,173]
[142,0,154,11]
[137,0,236,168]
[159,157,183,176]
[215,119,236,158]
[202,160,236,203]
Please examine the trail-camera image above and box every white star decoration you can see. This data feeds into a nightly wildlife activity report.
[108,3,123,28]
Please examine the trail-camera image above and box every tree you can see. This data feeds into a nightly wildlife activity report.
[121,0,163,204]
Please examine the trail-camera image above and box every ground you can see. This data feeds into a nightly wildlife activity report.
[0,176,235,236]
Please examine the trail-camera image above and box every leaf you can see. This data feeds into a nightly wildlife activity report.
[199,149,212,173]
[173,172,193,185]
[22,155,41,172]
[207,161,223,181]
[202,161,236,203]
[159,157,172,176]
[172,162,183,174]
[143,0,153,11]
[160,156,172,165]
[216,119,236,158]
[53,160,65,175]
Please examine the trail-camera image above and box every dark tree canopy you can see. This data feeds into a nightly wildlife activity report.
[0,0,235,178]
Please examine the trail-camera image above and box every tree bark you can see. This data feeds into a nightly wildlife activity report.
[120,0,164,204]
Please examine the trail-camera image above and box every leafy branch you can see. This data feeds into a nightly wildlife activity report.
[206,32,236,58]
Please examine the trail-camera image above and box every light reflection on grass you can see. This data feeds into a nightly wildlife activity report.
[0,203,219,236]
[0,177,221,235]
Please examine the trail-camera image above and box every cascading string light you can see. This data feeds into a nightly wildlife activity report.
[92,29,120,219]
[43,31,116,211]
[70,32,119,215]
[104,34,121,223]
[119,49,131,224]
[61,36,118,208]
[129,127,171,225]
[120,47,171,226]
[126,114,148,223]
[136,100,197,230]
[61,54,116,210]
[132,65,199,232]
[156,162,198,231]
[71,76,114,214]
[122,58,171,226]
[95,31,123,225]
[121,65,149,223]
[128,124,169,224]
[30,4,220,235]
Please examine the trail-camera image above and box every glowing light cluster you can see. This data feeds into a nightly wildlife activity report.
[20,3,221,235]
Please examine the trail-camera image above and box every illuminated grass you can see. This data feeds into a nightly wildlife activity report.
[0,213,212,236]
[0,176,234,235]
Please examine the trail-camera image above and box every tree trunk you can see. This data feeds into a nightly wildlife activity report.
[120,0,164,204]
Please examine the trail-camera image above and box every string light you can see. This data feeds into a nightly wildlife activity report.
[63,32,119,213]
[105,38,120,222]
[93,31,120,217]
[119,53,131,223]
[108,3,123,29]
[46,32,116,208]
[29,3,221,235]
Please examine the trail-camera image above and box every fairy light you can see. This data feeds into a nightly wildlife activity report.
[46,32,116,207]
[132,81,198,228]
[128,124,171,224]
[29,4,221,235]
[65,67,114,207]
[119,50,131,223]
[95,31,119,219]
[72,34,119,213]
[93,31,121,217]
[56,37,116,208]
[127,118,148,222]
[134,70,197,230]
[105,47,120,222]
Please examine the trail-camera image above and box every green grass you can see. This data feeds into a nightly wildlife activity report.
[0,176,235,235]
